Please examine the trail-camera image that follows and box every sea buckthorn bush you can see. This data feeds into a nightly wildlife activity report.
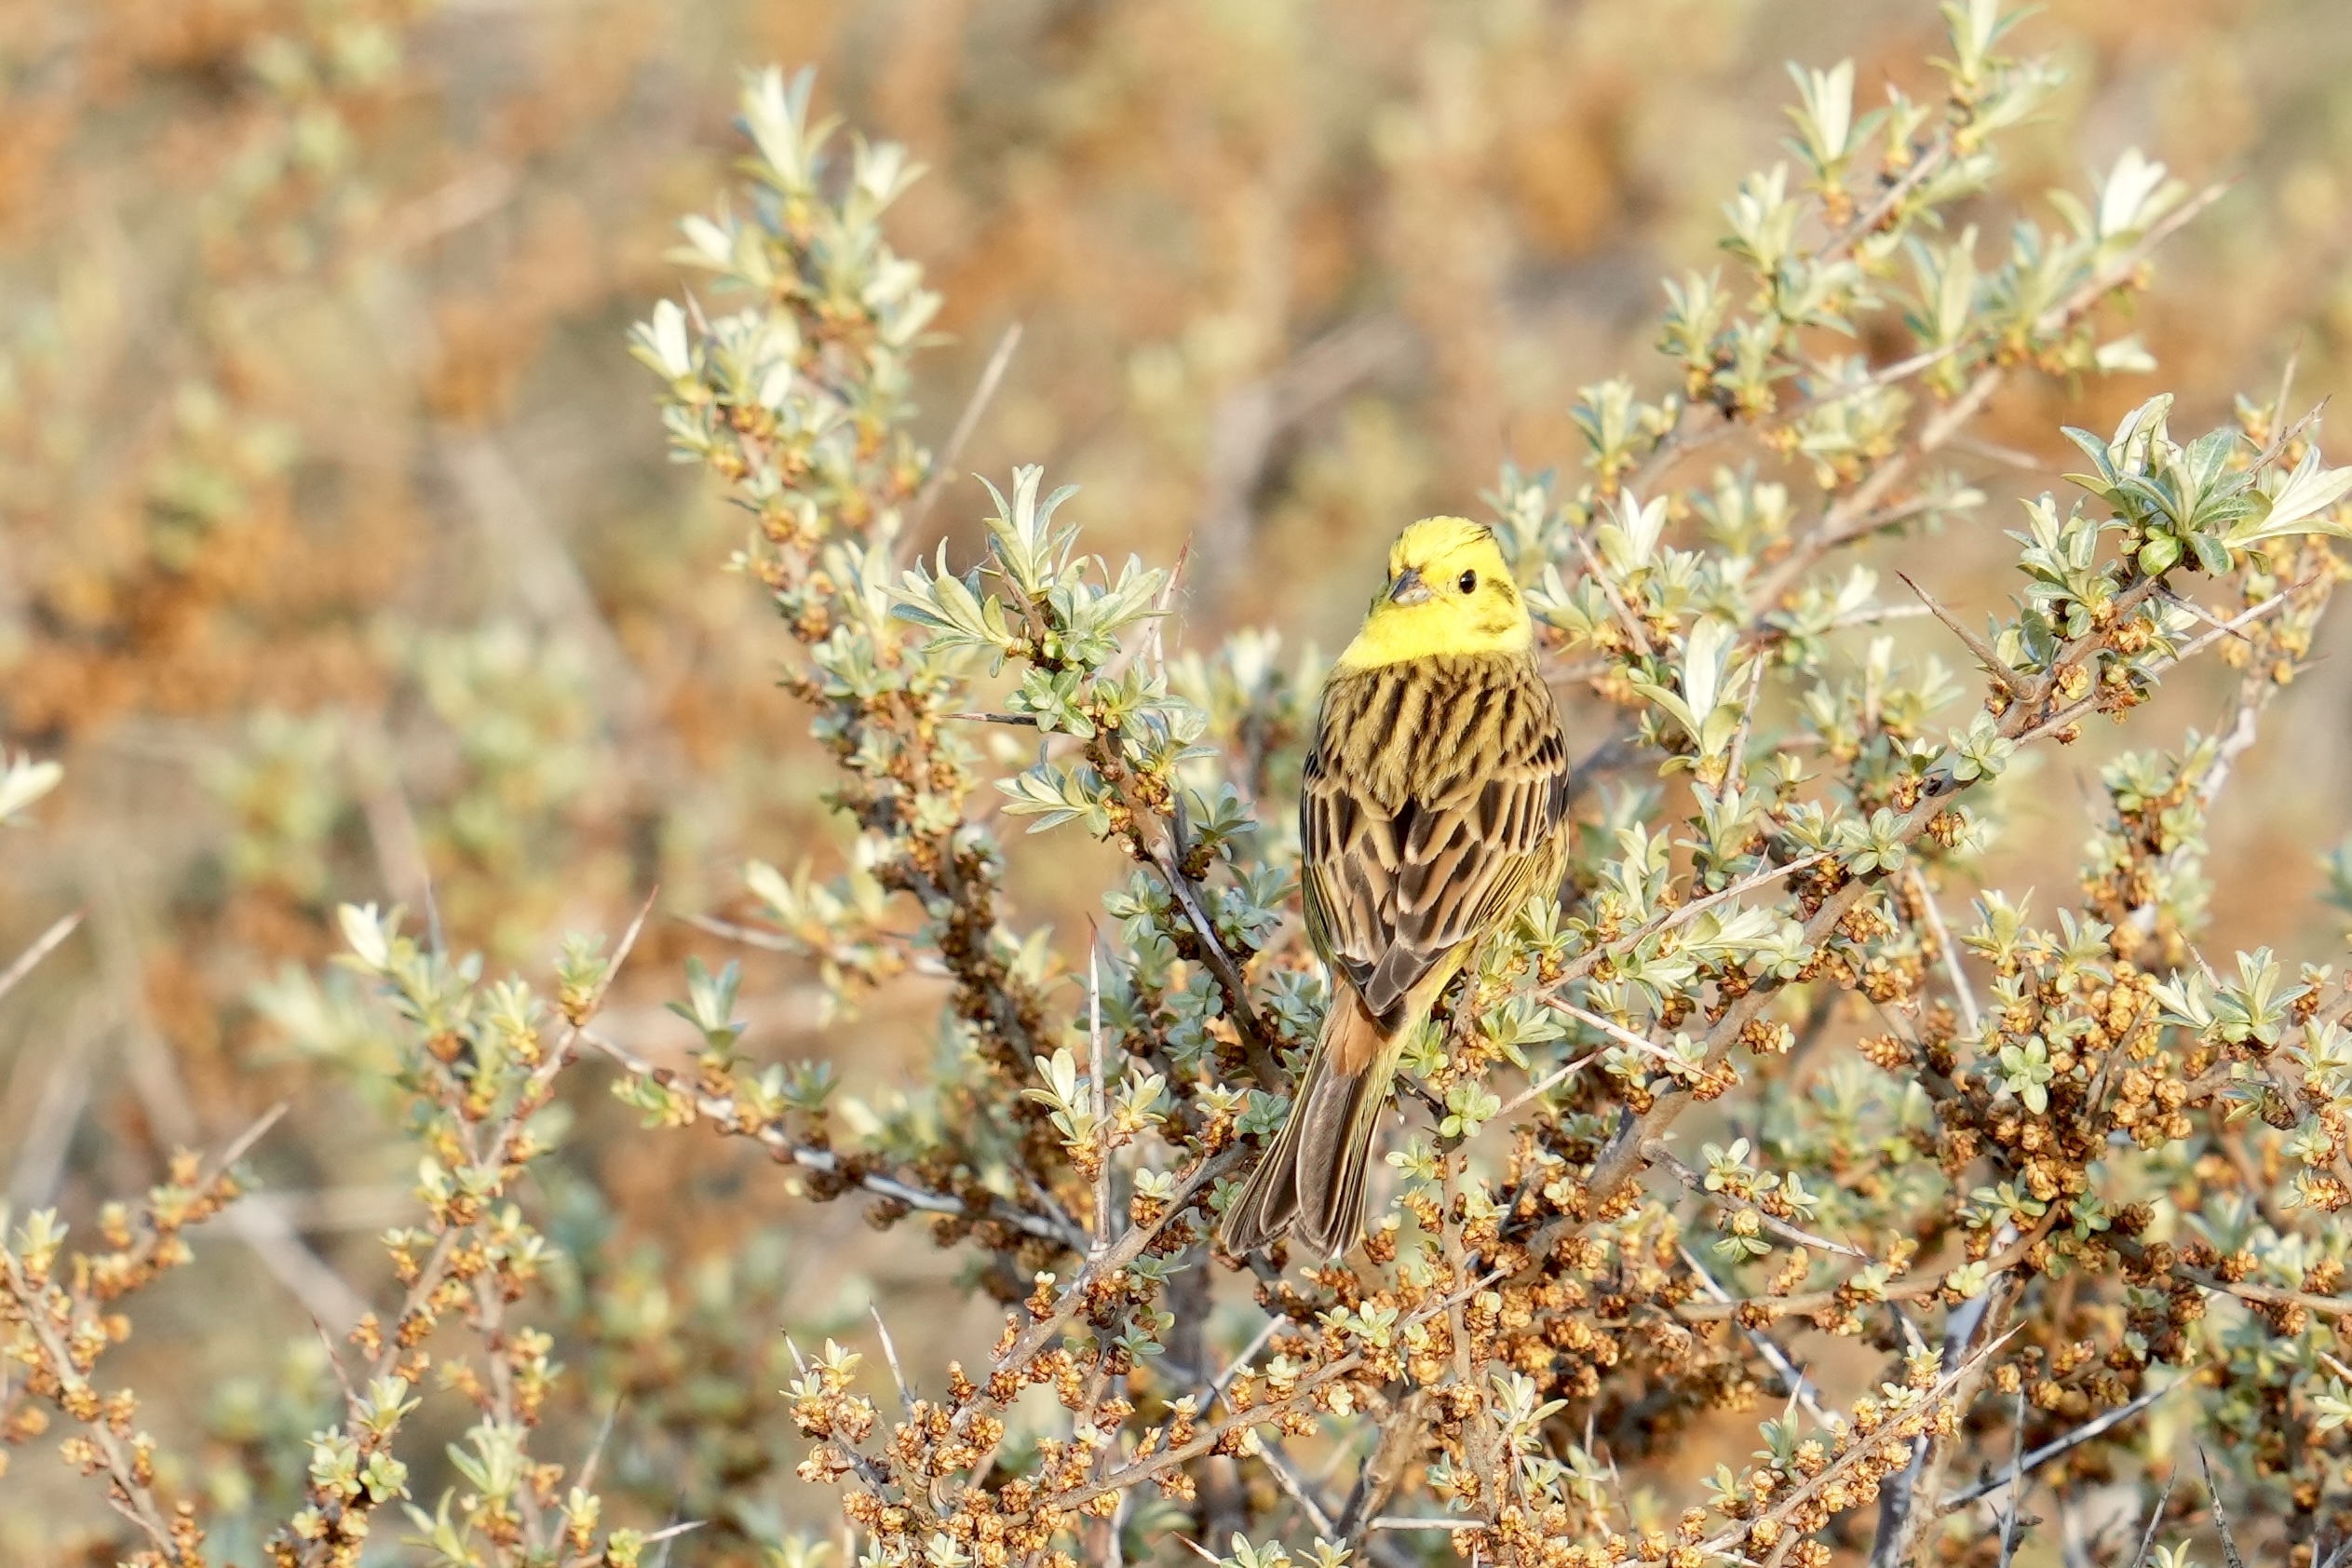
[11,3,2352,1567]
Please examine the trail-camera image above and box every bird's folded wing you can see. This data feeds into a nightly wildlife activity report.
[1302,678,1571,1032]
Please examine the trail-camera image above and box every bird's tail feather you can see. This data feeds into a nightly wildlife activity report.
[1223,994,1402,1258]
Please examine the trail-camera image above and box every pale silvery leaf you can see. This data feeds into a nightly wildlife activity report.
[1681,616,1736,720]
[626,299,693,381]
[1722,164,1798,275]
[1625,679,1699,746]
[1912,224,1979,345]
[1629,617,1749,759]
[995,763,1110,834]
[2095,148,2180,240]
[2148,968,2217,1034]
[1951,0,2004,61]
[1599,490,1669,573]
[2108,394,2175,472]
[678,214,735,270]
[739,65,833,195]
[978,466,1079,596]
[1788,59,1856,163]
[337,903,395,972]
[0,754,61,824]
[744,859,797,919]
[851,139,925,213]
[2093,334,2156,374]
[2228,442,2352,546]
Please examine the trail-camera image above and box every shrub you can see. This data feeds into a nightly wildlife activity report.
[9,4,2352,1567]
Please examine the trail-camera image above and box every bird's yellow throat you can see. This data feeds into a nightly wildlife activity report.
[1335,517,1534,670]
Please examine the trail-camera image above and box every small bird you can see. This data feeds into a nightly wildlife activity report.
[1223,517,1574,1258]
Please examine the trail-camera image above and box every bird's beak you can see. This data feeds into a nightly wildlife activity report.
[1387,566,1431,606]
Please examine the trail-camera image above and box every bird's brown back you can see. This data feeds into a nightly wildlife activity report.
[1300,650,1572,1036]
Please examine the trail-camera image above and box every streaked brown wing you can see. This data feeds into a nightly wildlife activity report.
[1301,653,1571,1030]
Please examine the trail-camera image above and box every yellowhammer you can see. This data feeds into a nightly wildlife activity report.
[1224,517,1574,1258]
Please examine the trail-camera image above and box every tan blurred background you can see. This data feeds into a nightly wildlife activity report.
[5,0,2352,1557]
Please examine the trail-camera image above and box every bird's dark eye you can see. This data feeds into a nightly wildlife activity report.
[1457,570,1478,593]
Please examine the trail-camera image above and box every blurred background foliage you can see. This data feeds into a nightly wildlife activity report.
[6,0,2352,1560]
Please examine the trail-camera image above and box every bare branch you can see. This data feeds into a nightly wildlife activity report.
[1895,571,2016,692]
[912,320,1027,530]
[581,1027,1086,1247]
[1649,1143,1872,1259]
[1679,1245,1835,1425]
[1941,1382,2178,1511]
[1908,865,1981,1037]
[2127,1465,2182,1568]
[0,911,81,1007]
[1570,525,1656,659]
[2200,1446,2249,1568]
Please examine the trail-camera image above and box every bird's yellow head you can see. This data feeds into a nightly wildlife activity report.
[1335,517,1531,669]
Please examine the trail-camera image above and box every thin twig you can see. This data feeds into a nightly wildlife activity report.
[314,1320,357,1406]
[2013,585,2303,744]
[1548,1001,1689,1075]
[1571,525,1655,658]
[1706,1324,2021,1558]
[1142,535,1190,678]
[1754,367,2001,606]
[641,1520,707,1550]
[2273,340,2303,443]
[1198,1313,1289,1407]
[575,1397,624,1498]
[212,1100,293,1171]
[1824,131,1955,264]
[2199,1446,2248,1568]
[1871,1277,2020,1567]
[1521,550,2188,1254]
[1534,852,1827,1017]
[0,1100,289,1562]
[956,1147,1245,1442]
[1147,835,1278,1083]
[1257,1439,1336,1535]
[1995,1386,2027,1565]
[1721,656,1767,797]
[1941,1382,2177,1510]
[1909,864,1981,1036]
[1895,571,2016,692]
[911,321,1025,530]
[871,1304,916,1415]
[1088,937,1111,1251]
[1337,1386,1436,1546]
[1678,1245,1834,1425]
[1627,133,1956,492]
[1488,1053,1598,1124]
[580,1028,1085,1248]
[2158,587,2262,646]
[1817,488,1968,555]
[1648,1142,1872,1260]
[2127,1465,2180,1568]
[1948,432,2048,473]
[1830,603,1937,629]
[1679,1211,2057,1323]
[0,911,81,1007]
[1656,853,1828,939]
[225,1195,372,1331]
[358,894,656,1391]
[1757,183,2232,611]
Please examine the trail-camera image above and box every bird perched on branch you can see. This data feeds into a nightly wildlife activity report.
[1223,517,1574,1258]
